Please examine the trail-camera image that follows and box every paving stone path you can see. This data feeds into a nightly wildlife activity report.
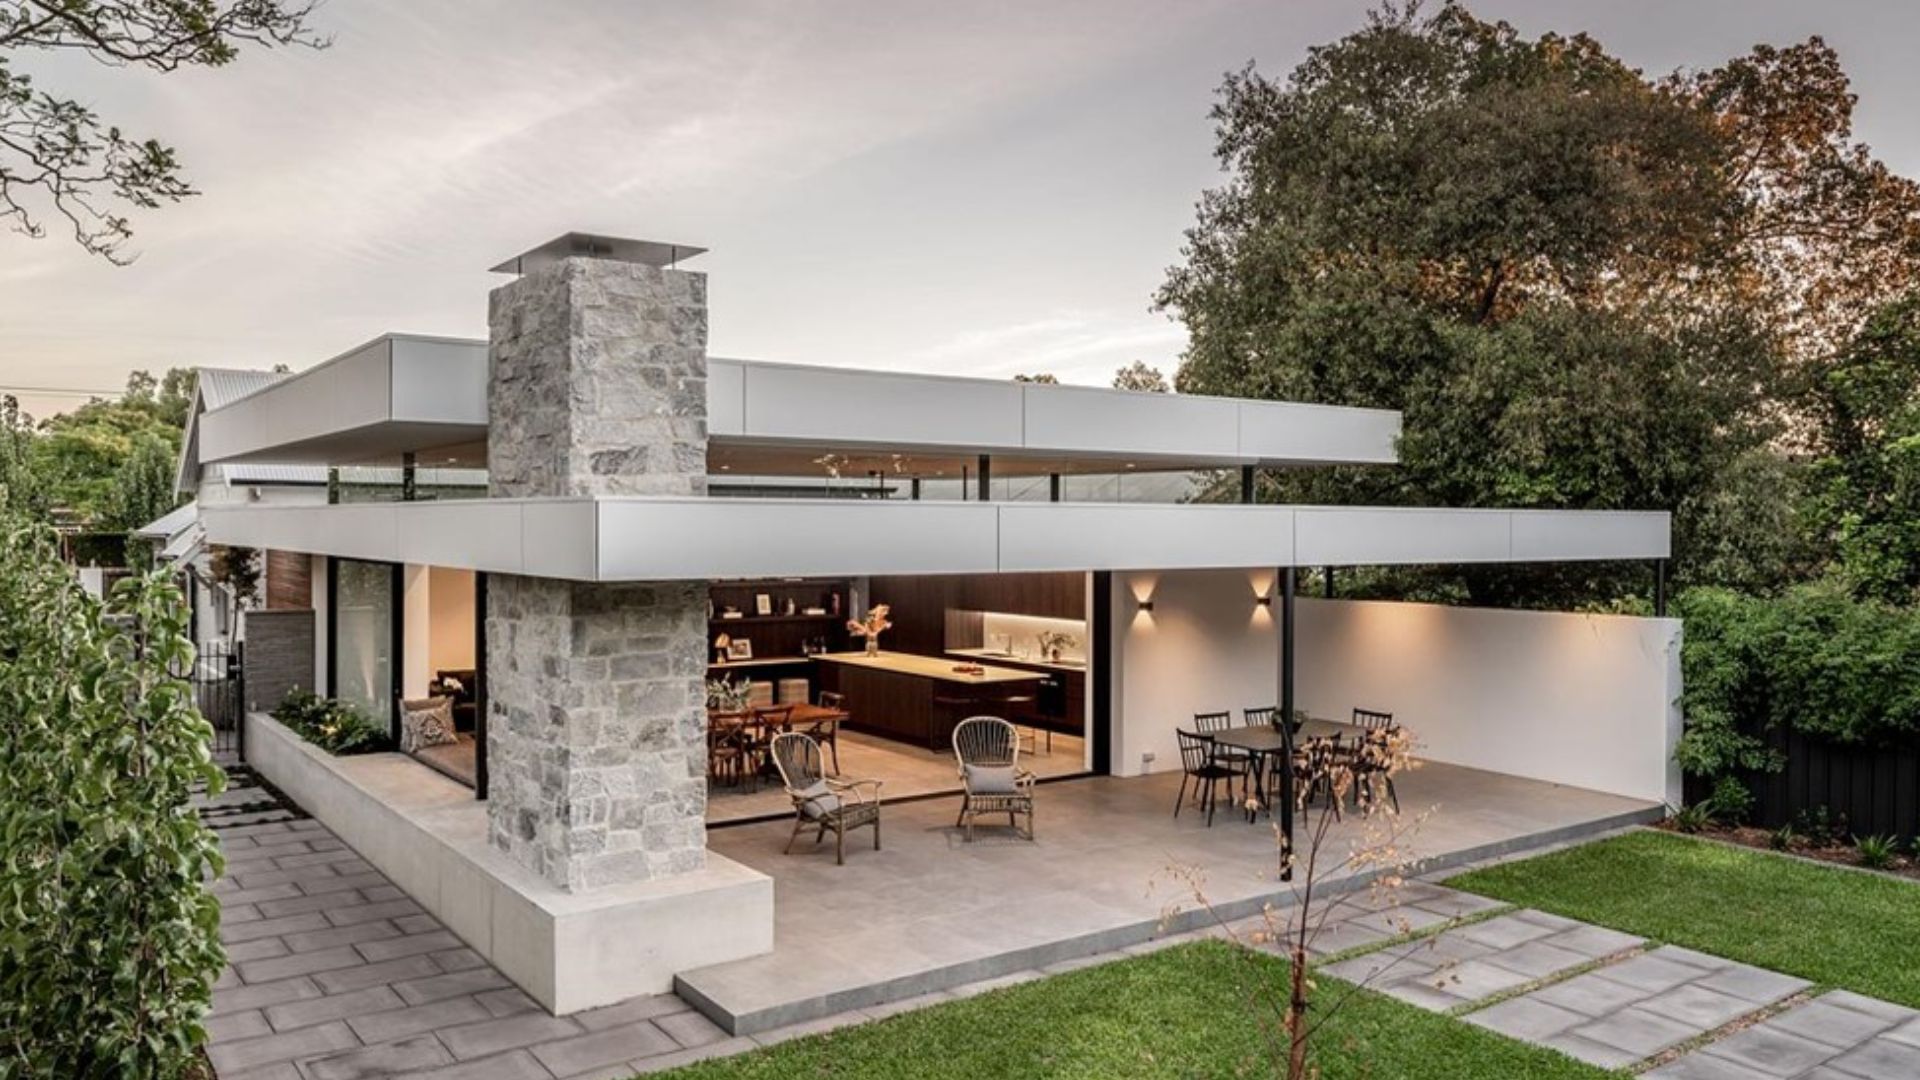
[198,769,1919,1079]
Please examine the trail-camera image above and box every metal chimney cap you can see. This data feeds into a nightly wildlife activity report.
[489,233,707,275]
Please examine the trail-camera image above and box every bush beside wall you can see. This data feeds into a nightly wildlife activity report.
[0,517,227,1079]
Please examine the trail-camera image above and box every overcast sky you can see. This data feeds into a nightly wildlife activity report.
[6,0,1920,419]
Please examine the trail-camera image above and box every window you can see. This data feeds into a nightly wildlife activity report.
[330,558,399,731]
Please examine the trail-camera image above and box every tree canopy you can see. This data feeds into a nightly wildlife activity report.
[1159,2,1920,604]
[1,0,324,261]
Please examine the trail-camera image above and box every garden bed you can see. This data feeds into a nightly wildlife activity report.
[1653,819,1920,882]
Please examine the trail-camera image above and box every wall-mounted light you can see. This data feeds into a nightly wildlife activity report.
[1255,595,1272,608]
[1138,600,1155,612]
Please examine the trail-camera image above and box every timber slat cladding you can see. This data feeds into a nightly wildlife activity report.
[265,549,312,610]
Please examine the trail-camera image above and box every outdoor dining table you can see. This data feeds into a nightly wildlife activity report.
[1209,717,1365,821]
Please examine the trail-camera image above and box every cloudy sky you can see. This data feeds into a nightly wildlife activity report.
[6,0,1920,419]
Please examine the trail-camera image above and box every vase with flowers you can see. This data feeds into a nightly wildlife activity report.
[848,604,892,657]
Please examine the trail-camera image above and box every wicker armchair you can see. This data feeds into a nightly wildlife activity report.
[770,732,881,865]
[952,716,1036,842]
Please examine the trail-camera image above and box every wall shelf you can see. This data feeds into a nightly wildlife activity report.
[707,655,815,670]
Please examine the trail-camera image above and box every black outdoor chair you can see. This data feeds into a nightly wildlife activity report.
[1193,710,1251,802]
[1175,729,1247,827]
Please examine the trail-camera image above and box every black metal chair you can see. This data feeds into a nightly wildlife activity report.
[1175,729,1246,827]
[1194,710,1251,802]
[1243,705,1277,729]
[1351,709,1401,813]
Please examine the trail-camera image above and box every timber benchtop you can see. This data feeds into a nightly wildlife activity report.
[813,651,1046,685]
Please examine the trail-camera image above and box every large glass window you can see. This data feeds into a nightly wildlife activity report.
[332,559,397,728]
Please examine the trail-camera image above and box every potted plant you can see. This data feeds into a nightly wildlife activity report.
[847,604,892,656]
[1036,630,1077,663]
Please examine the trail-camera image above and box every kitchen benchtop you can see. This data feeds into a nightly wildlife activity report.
[945,647,1087,674]
[813,651,1046,685]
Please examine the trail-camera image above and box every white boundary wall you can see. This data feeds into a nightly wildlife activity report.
[1107,572,1682,805]
[1293,598,1682,805]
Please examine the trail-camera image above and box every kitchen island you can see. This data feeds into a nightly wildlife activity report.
[814,651,1045,750]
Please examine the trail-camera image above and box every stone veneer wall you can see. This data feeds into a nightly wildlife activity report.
[485,576,709,890]
[488,258,708,499]
[483,255,711,891]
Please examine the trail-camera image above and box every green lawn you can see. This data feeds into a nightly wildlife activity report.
[657,940,1615,1079]
[1449,829,1920,1008]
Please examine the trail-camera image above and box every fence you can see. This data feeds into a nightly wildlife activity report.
[187,638,245,760]
[1690,729,1920,843]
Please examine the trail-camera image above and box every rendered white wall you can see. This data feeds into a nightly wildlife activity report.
[1108,569,1281,778]
[1292,599,1682,805]
[402,564,432,699]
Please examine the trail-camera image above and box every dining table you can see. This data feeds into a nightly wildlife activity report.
[1209,717,1367,821]
[708,703,852,782]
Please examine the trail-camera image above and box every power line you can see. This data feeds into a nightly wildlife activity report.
[0,385,125,398]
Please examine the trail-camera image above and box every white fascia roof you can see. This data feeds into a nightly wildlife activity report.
[199,498,1669,583]
[134,499,198,540]
[195,343,1401,471]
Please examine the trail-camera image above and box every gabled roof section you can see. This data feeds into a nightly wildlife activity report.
[176,367,297,495]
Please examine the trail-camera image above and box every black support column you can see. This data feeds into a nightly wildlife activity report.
[1049,473,1062,502]
[976,454,992,502]
[1324,566,1336,599]
[1279,565,1296,880]
[1240,464,1256,504]
[473,571,489,801]
[1654,558,1669,617]
[401,452,417,502]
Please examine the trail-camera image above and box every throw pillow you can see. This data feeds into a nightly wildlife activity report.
[401,696,458,755]
[964,763,1020,794]
[794,779,842,820]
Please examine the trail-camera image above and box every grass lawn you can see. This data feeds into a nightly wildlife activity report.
[1450,829,1920,1008]
[656,940,1615,1079]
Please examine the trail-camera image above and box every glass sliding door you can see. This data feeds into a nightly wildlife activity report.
[330,558,400,731]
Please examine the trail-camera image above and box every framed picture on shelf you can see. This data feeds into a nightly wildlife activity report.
[727,638,754,660]
[754,593,773,616]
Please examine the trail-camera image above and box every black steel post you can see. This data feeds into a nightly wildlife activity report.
[910,477,922,501]
[327,467,340,505]
[1240,464,1256,504]
[474,571,489,801]
[1279,565,1296,881]
[977,454,992,502]
[401,452,417,502]
[1049,473,1062,502]
[1324,566,1335,599]
[1655,558,1669,617]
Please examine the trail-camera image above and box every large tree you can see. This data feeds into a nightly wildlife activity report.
[31,367,191,523]
[1158,3,1920,604]
[1,0,324,261]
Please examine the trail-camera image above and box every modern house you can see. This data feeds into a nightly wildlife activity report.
[185,234,1682,1031]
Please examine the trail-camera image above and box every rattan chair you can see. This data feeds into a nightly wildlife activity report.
[770,732,881,865]
[952,716,1036,842]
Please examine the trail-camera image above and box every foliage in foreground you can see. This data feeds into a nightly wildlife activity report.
[0,513,227,1078]
[655,940,1613,1080]
[1672,584,1920,785]
[1450,830,1920,1008]
[272,688,390,755]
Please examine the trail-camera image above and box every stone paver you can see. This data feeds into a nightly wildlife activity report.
[1649,990,1920,1080]
[200,766,776,1078]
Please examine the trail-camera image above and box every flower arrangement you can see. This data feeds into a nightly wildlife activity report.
[848,604,892,656]
[707,676,753,713]
[1036,630,1078,661]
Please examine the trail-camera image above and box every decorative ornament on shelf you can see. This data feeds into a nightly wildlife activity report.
[848,603,893,657]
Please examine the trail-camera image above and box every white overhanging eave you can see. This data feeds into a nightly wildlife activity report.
[198,499,1670,581]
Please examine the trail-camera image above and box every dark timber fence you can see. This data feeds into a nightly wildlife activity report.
[1690,727,1920,843]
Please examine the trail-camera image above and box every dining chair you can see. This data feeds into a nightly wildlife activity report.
[1354,707,1395,732]
[707,711,754,791]
[801,692,844,775]
[770,732,881,865]
[1243,705,1277,729]
[1174,729,1245,827]
[952,716,1035,841]
[1193,710,1250,801]
[1350,719,1402,813]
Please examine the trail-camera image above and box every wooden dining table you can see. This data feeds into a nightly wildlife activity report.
[708,703,852,781]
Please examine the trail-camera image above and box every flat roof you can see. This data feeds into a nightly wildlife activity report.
[197,340,1401,473]
[200,499,1668,582]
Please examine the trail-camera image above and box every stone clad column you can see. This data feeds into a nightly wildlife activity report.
[483,251,710,891]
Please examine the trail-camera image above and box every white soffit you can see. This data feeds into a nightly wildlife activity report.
[201,501,1669,581]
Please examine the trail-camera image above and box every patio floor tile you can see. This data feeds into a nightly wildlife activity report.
[1699,1026,1839,1077]
[1463,996,1587,1041]
[1529,971,1657,1017]
[1767,998,1903,1049]
[1567,1005,1700,1058]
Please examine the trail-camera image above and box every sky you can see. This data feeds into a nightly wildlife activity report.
[6,0,1920,420]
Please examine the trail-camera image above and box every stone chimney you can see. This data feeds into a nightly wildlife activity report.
[481,234,713,891]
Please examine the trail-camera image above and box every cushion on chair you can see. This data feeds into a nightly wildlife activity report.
[400,696,458,755]
[794,780,843,819]
[963,764,1020,794]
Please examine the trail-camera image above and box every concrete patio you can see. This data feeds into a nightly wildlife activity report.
[681,761,1659,1034]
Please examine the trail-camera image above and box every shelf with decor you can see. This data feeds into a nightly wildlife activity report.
[707,577,852,701]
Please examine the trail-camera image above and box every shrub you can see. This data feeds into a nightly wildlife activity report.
[1769,823,1798,851]
[1856,834,1900,870]
[0,515,227,1077]
[1793,806,1846,849]
[1671,803,1713,834]
[273,689,390,755]
[1708,776,1755,826]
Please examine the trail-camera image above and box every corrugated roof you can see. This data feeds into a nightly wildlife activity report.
[134,500,198,540]
[197,367,291,411]
[222,463,328,485]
